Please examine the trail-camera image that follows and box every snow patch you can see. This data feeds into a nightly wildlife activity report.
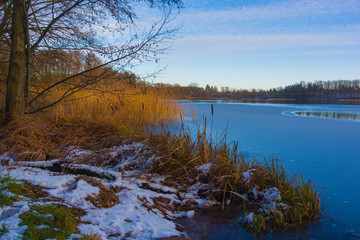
[66,149,93,159]
[0,201,29,239]
[195,163,212,174]
[63,179,100,209]
[241,212,254,224]
[243,169,255,184]
[0,152,15,165]
[19,159,59,168]
[4,162,185,239]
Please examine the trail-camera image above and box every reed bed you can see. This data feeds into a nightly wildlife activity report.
[49,85,183,134]
[0,82,184,160]
[148,120,321,232]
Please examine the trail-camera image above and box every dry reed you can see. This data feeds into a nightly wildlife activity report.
[0,81,184,160]
[148,120,321,232]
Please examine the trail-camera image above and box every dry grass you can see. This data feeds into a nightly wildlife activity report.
[0,81,184,161]
[147,120,321,232]
[77,175,120,208]
[46,84,183,135]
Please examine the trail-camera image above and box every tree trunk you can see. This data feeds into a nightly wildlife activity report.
[5,0,26,121]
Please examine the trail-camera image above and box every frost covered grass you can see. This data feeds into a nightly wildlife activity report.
[148,120,321,232]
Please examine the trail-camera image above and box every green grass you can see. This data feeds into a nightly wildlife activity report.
[0,176,24,207]
[19,204,84,240]
[0,176,89,239]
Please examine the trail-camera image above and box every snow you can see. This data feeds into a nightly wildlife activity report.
[66,163,118,181]
[0,201,29,240]
[78,189,180,239]
[242,169,255,184]
[19,159,59,168]
[66,148,93,159]
[195,163,212,174]
[242,212,254,224]
[0,152,15,165]
[1,143,201,239]
[8,167,75,192]
[63,179,100,209]
[135,179,178,194]
[109,142,144,158]
[107,142,160,173]
[263,187,281,203]
[36,225,50,229]
[2,163,186,239]
[184,210,195,218]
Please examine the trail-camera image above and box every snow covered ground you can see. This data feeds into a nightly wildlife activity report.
[0,143,219,240]
[0,137,293,239]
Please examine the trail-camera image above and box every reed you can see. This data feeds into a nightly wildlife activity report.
[0,81,184,160]
[41,83,183,134]
[148,120,321,232]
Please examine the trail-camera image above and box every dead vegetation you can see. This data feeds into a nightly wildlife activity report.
[77,175,120,208]
[147,122,322,232]
[0,80,183,162]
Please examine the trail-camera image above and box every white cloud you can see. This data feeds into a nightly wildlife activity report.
[179,0,360,35]
[183,0,360,21]
[173,32,360,52]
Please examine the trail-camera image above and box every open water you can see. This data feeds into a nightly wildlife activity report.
[176,101,360,240]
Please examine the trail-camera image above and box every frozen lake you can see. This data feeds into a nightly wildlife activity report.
[179,101,360,239]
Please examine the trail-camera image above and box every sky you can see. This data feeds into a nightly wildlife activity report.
[136,0,360,90]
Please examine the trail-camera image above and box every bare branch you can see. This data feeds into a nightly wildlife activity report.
[30,0,84,53]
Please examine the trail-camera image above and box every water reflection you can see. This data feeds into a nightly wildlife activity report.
[294,112,360,121]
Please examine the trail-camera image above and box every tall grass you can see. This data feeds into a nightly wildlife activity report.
[0,81,184,160]
[49,85,183,135]
[148,120,321,232]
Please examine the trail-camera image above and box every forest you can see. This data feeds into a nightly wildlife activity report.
[163,79,360,103]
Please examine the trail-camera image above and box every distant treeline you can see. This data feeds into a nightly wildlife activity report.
[156,80,360,103]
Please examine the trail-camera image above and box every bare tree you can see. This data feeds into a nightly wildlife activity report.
[1,0,182,121]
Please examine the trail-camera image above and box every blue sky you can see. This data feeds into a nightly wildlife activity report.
[137,0,360,90]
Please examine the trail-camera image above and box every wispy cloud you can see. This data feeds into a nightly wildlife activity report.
[295,50,360,56]
[174,32,360,52]
[179,0,360,35]
[182,0,360,21]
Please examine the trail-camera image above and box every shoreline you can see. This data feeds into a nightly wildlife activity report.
[0,123,321,239]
